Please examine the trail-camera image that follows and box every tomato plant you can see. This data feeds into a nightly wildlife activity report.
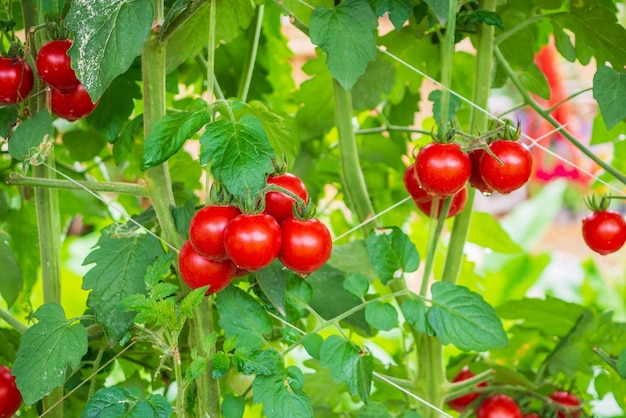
[223,213,282,272]
[178,240,237,294]
[479,140,533,194]
[36,40,80,92]
[0,365,21,418]
[278,217,332,275]
[0,57,33,105]
[264,172,308,223]
[189,204,241,260]
[415,142,471,197]
[581,210,626,255]
[446,366,488,412]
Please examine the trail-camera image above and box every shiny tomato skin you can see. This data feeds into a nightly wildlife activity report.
[36,40,80,91]
[264,173,308,223]
[279,218,332,275]
[50,83,98,121]
[403,163,432,203]
[446,367,488,412]
[178,241,236,294]
[0,365,22,418]
[582,210,626,255]
[549,391,581,418]
[468,149,494,194]
[224,213,282,272]
[189,205,241,260]
[416,186,468,219]
[415,142,471,197]
[0,57,34,105]
[477,395,522,418]
[479,140,533,194]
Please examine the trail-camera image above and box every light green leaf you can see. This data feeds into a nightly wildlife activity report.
[365,301,398,331]
[593,66,626,130]
[66,0,154,101]
[233,348,283,376]
[216,0,255,43]
[179,286,208,319]
[200,115,276,197]
[320,335,372,402]
[428,90,462,123]
[82,224,165,343]
[359,401,393,418]
[329,240,376,279]
[468,212,523,254]
[518,63,550,100]
[618,349,626,379]
[401,299,433,335]
[256,261,288,316]
[366,227,420,284]
[223,393,246,418]
[428,282,508,352]
[212,352,230,380]
[13,304,88,405]
[303,333,324,360]
[253,367,313,418]
[186,356,209,381]
[343,273,369,300]
[8,111,54,163]
[310,0,378,90]
[165,1,210,72]
[590,113,626,145]
[0,232,22,307]
[144,252,176,288]
[81,386,173,418]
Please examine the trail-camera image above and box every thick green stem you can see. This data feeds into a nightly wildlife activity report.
[6,173,148,195]
[439,0,458,124]
[0,308,27,334]
[419,198,452,295]
[238,5,264,102]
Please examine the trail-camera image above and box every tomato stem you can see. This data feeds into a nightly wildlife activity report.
[0,308,27,334]
[238,5,264,102]
[438,0,459,126]
[6,173,149,195]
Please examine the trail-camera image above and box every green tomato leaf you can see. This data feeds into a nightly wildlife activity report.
[186,356,209,381]
[518,63,550,100]
[0,232,22,307]
[329,240,376,279]
[351,56,395,111]
[429,90,462,123]
[212,352,231,380]
[468,212,523,254]
[294,54,335,140]
[8,110,54,163]
[401,299,434,336]
[165,1,210,71]
[428,282,508,352]
[179,286,208,320]
[0,106,17,140]
[310,0,378,91]
[303,333,324,360]
[144,252,176,288]
[200,115,276,198]
[366,227,420,284]
[222,393,246,418]
[0,328,20,365]
[388,0,411,30]
[617,349,626,379]
[215,286,272,350]
[82,386,173,418]
[62,129,108,162]
[364,301,398,331]
[142,105,211,170]
[13,304,88,405]
[593,66,626,130]
[65,0,153,101]
[253,367,313,418]
[256,261,288,316]
[359,401,393,418]
[216,0,256,43]
[82,224,165,343]
[320,335,372,403]
[423,0,449,25]
[343,273,369,300]
[233,348,283,376]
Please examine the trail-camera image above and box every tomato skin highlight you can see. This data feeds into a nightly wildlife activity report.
[50,83,98,121]
[415,142,471,197]
[479,140,533,194]
[189,205,242,260]
[0,57,34,105]
[178,241,236,294]
[224,213,282,272]
[582,210,626,255]
[0,365,22,418]
[549,391,581,418]
[279,218,332,275]
[477,394,522,418]
[36,40,80,91]
[264,173,308,223]
[446,367,488,412]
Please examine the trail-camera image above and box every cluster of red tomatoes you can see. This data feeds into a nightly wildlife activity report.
[0,365,21,418]
[0,39,97,120]
[448,367,581,417]
[404,139,533,218]
[179,173,333,295]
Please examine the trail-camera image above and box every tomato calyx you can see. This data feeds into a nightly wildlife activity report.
[584,194,611,212]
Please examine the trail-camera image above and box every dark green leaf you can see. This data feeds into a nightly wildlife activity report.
[320,335,372,402]
[66,0,154,100]
[401,299,434,335]
[458,9,504,31]
[223,393,246,418]
[212,352,230,379]
[216,286,272,350]
[165,2,210,71]
[0,106,17,139]
[0,328,20,365]
[518,63,550,100]
[593,66,626,130]
[351,56,395,110]
[200,115,275,197]
[423,0,449,25]
[364,301,398,331]
[366,227,420,283]
[233,348,283,376]
[81,386,173,418]
[388,0,411,30]
[13,304,88,405]
[468,212,523,254]
[343,273,369,299]
[329,240,376,279]
[216,0,256,43]
[0,232,22,307]
[82,224,165,343]
[303,333,324,360]
[285,274,313,322]
[617,349,626,379]
[428,282,508,351]
[428,90,462,123]
[8,111,54,163]
[551,20,577,62]
[359,401,393,418]
[310,0,378,90]
[62,129,107,162]
[253,367,314,418]
[294,55,335,140]
[257,261,288,316]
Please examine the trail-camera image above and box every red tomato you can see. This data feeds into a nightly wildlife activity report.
[279,217,332,275]
[549,391,581,418]
[189,205,241,260]
[416,187,468,219]
[582,210,626,255]
[224,213,281,272]
[415,142,471,197]
[479,140,533,194]
[50,83,98,121]
[0,57,34,105]
[0,365,22,418]
[178,241,236,294]
[468,149,494,194]
[446,367,488,412]
[477,395,522,418]
[403,163,432,203]
[264,173,308,223]
[36,40,80,91]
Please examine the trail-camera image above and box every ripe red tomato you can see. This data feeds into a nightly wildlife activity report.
[264,173,308,223]
[224,213,281,271]
[549,391,581,418]
[581,210,626,255]
[36,39,80,91]
[0,57,34,105]
[477,394,522,418]
[279,217,332,275]
[416,187,468,219]
[468,149,494,195]
[479,140,533,194]
[403,163,431,203]
[50,83,98,121]
[415,142,471,197]
[189,205,241,260]
[178,241,236,294]
[447,367,488,412]
[0,365,22,418]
